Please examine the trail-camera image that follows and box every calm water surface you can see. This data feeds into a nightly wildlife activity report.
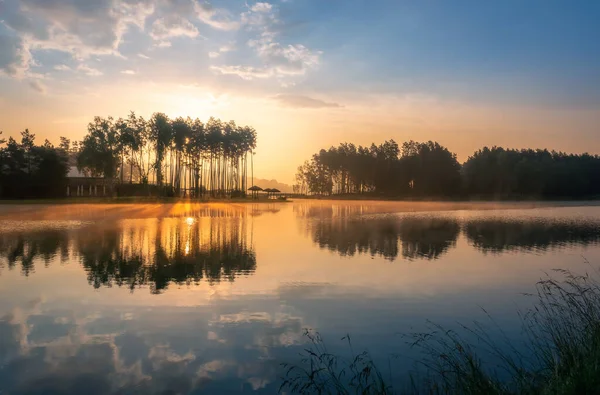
[1,201,600,394]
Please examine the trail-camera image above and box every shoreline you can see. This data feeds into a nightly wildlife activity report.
[0,197,293,205]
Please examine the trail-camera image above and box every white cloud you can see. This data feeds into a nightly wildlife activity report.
[1,0,154,75]
[250,2,273,13]
[121,69,136,75]
[195,2,240,31]
[217,1,321,82]
[249,40,321,76]
[0,33,31,77]
[53,64,72,71]
[0,0,320,86]
[150,16,200,42]
[219,43,235,53]
[210,65,271,80]
[77,64,103,76]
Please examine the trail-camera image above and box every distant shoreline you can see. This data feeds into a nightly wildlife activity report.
[0,197,293,205]
[2,196,600,207]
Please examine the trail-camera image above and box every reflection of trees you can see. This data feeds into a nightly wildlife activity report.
[0,217,256,293]
[398,218,460,260]
[311,217,460,261]
[465,219,600,253]
[0,229,70,275]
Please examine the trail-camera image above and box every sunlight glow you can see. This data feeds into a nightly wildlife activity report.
[186,217,195,226]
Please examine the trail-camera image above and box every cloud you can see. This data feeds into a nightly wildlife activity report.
[0,33,31,77]
[77,64,103,76]
[250,40,321,76]
[208,51,220,58]
[137,53,150,59]
[210,65,271,80]
[273,94,341,109]
[28,79,47,93]
[53,64,71,71]
[216,2,321,82]
[121,69,136,75]
[195,2,240,31]
[150,16,200,42]
[0,0,154,74]
[219,43,235,53]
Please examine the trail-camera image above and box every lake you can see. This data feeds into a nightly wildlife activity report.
[1,201,600,394]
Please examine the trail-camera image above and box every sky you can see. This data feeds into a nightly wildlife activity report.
[0,0,599,184]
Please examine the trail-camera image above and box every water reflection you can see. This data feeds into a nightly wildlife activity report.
[464,218,600,253]
[0,297,303,394]
[2,203,600,394]
[296,205,600,260]
[309,217,460,261]
[0,215,256,293]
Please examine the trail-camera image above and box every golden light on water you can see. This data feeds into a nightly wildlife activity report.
[186,217,195,226]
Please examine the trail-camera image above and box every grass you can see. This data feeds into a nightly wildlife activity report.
[280,267,600,394]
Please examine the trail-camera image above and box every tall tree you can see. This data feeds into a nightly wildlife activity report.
[77,116,121,178]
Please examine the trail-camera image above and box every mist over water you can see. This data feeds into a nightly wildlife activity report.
[1,201,600,394]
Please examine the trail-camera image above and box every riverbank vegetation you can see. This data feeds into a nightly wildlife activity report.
[280,269,600,394]
[295,141,600,199]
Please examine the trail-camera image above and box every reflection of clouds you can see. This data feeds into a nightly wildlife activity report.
[0,298,308,394]
[209,311,305,350]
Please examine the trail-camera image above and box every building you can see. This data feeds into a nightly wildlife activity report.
[66,166,113,197]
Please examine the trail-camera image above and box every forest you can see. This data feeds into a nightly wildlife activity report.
[75,112,258,197]
[0,130,69,198]
[295,140,600,199]
[2,122,600,200]
[0,112,258,199]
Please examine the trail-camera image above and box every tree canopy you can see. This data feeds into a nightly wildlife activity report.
[295,141,600,199]
[75,112,258,197]
[0,130,69,198]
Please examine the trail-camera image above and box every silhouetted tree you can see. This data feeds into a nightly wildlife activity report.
[0,131,68,198]
[463,147,600,198]
[77,116,121,178]
[296,140,461,197]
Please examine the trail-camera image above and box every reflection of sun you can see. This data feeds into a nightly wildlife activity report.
[186,217,195,226]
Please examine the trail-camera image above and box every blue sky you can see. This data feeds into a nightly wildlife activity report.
[0,0,599,182]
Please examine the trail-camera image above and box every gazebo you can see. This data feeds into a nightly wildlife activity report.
[248,185,263,200]
[270,188,281,199]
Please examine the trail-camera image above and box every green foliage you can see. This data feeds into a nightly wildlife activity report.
[463,147,600,198]
[296,140,461,197]
[297,142,600,199]
[72,111,257,197]
[0,131,69,198]
[77,116,121,178]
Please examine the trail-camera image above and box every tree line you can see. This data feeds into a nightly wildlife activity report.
[0,130,69,198]
[76,112,258,197]
[0,112,258,199]
[295,140,600,199]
